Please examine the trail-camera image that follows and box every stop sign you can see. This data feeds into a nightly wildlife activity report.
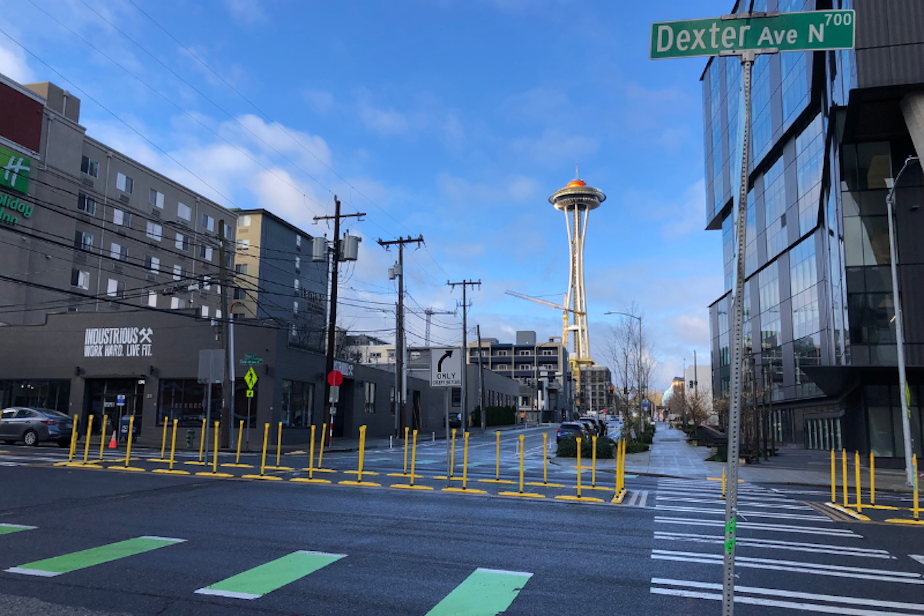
[327,370,343,387]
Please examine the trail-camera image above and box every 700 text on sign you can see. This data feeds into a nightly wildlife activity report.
[650,10,855,60]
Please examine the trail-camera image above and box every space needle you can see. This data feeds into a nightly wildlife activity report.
[549,172,606,367]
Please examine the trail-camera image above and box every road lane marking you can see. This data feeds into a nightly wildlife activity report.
[0,523,37,535]
[5,536,185,577]
[654,516,861,537]
[195,550,345,600]
[652,531,892,559]
[651,578,924,614]
[655,495,814,510]
[653,505,831,522]
[912,555,924,567]
[425,568,532,616]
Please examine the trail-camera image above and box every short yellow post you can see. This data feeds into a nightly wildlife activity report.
[98,415,108,461]
[514,434,524,493]
[68,415,79,462]
[591,435,598,487]
[212,421,221,474]
[124,416,134,467]
[854,451,862,512]
[235,420,244,464]
[318,423,327,468]
[168,419,179,471]
[913,454,919,521]
[462,432,470,490]
[842,449,848,507]
[308,424,316,479]
[159,419,168,460]
[830,449,836,503]
[869,452,876,505]
[259,423,269,476]
[450,428,457,478]
[198,418,206,462]
[82,414,94,464]
[495,431,501,480]
[276,422,283,468]
[576,437,583,498]
[542,433,549,484]
[620,439,626,493]
[615,439,621,493]
[357,426,366,483]
[722,466,727,499]
[409,429,419,486]
[402,426,409,474]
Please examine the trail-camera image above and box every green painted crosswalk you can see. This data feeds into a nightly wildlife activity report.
[5,536,185,577]
[195,550,345,600]
[0,523,36,535]
[426,568,533,616]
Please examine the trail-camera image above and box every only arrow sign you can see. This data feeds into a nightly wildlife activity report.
[437,349,453,373]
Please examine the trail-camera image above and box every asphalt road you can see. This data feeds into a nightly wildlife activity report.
[1,445,923,616]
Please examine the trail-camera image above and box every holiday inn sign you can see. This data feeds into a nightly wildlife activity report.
[0,145,32,227]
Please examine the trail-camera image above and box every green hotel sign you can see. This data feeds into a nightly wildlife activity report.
[650,10,855,60]
[0,146,32,227]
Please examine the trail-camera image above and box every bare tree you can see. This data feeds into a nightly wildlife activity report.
[604,302,658,417]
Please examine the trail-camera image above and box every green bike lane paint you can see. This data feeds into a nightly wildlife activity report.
[195,550,346,600]
[5,536,185,577]
[425,568,533,616]
[0,523,37,535]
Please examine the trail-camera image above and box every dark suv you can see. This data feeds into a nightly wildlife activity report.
[556,422,587,443]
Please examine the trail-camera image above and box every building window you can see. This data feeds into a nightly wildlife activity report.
[518,350,530,356]
[106,278,124,298]
[201,214,215,232]
[238,215,251,227]
[201,306,209,318]
[116,172,134,194]
[71,268,90,290]
[202,275,211,290]
[542,349,555,356]
[294,279,300,294]
[170,297,186,309]
[237,239,250,251]
[110,243,124,260]
[281,380,313,427]
[147,292,157,308]
[145,255,160,273]
[296,234,302,248]
[199,245,213,261]
[295,256,300,273]
[173,264,186,281]
[223,224,233,240]
[80,155,99,178]
[175,232,189,251]
[235,263,248,275]
[77,193,96,215]
[148,188,164,208]
[146,221,163,241]
[497,365,508,370]
[518,364,532,370]
[497,350,508,356]
[293,301,299,314]
[177,202,191,221]
[233,287,245,300]
[364,382,376,413]
[74,230,93,251]
[113,209,131,228]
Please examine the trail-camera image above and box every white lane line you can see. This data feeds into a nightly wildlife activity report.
[638,491,648,508]
[627,491,640,507]
[654,517,861,538]
[654,505,831,522]
[4,567,61,577]
[651,550,924,584]
[912,555,924,567]
[651,578,924,613]
[655,496,814,510]
[475,567,533,577]
[194,589,261,600]
[0,523,38,530]
[653,531,892,558]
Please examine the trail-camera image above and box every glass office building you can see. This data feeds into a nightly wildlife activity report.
[704,0,924,462]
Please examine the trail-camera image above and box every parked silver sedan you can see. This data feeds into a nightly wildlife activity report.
[0,407,73,447]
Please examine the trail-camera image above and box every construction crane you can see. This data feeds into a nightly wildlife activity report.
[504,290,585,316]
[423,308,457,346]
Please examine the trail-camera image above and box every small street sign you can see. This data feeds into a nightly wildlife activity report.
[116,394,126,407]
[430,348,462,387]
[244,367,258,390]
[650,10,855,60]
[329,385,340,403]
[327,370,344,387]
[246,390,254,398]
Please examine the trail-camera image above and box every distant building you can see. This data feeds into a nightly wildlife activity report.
[578,365,614,417]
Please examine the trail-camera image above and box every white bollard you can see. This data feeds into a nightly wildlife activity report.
[389,436,393,449]
[432,431,435,443]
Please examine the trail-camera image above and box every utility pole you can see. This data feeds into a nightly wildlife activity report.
[476,325,486,432]
[314,197,365,441]
[448,279,481,432]
[378,235,424,436]
[218,220,232,448]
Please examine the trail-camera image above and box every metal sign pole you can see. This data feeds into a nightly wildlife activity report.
[445,388,451,488]
[721,46,757,616]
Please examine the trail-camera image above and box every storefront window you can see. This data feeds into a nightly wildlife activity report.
[158,379,218,426]
[281,380,313,427]
[0,380,70,414]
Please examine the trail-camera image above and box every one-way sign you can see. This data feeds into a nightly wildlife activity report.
[430,347,462,387]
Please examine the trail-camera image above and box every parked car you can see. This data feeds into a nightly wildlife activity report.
[0,407,73,447]
[556,422,587,443]
[445,413,462,429]
[579,417,604,437]
[577,420,597,438]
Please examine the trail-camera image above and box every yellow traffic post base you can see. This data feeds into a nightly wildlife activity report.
[222,462,254,468]
[264,466,295,471]
[555,494,604,503]
[391,429,433,490]
[885,518,924,526]
[433,475,465,481]
[443,486,487,494]
[340,426,381,487]
[525,481,566,487]
[498,434,543,498]
[611,489,628,504]
[387,472,424,478]
[242,473,282,480]
[111,415,145,472]
[823,502,871,521]
[291,476,331,484]
[343,470,380,476]
[196,421,234,478]
[479,478,517,484]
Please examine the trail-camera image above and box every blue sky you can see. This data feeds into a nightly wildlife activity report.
[0,0,734,392]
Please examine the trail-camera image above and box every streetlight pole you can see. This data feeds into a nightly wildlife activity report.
[886,155,919,486]
[604,311,643,428]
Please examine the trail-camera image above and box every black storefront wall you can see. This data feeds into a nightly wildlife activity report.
[0,311,446,446]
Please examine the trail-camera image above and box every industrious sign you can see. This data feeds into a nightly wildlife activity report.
[650,10,855,59]
[84,327,154,358]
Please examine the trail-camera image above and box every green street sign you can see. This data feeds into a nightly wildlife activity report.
[650,10,855,60]
[0,146,31,194]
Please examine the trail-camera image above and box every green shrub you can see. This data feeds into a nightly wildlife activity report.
[625,442,650,454]
[556,436,615,459]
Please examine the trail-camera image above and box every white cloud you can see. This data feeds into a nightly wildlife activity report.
[0,39,35,84]
[509,129,599,169]
[357,98,409,136]
[222,0,268,25]
[304,89,335,114]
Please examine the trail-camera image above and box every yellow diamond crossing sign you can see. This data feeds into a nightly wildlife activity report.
[244,367,258,390]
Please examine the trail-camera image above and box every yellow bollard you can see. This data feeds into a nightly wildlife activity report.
[186,418,208,466]
[620,439,626,492]
[723,467,727,499]
[592,436,597,487]
[222,420,252,468]
[462,432,470,489]
[68,415,79,462]
[155,420,190,475]
[842,449,848,507]
[213,421,220,474]
[830,450,836,503]
[576,438,582,498]
[264,422,294,471]
[527,433,565,488]
[450,428,457,477]
[391,430,434,490]
[82,414,94,464]
[869,452,876,506]
[98,415,108,461]
[260,422,268,475]
[914,454,920,521]
[498,434,537,497]
[404,426,409,474]
[481,431,517,485]
[612,439,628,503]
[292,424,331,484]
[117,415,144,472]
[854,451,863,512]
[340,425,380,486]
[157,419,168,461]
